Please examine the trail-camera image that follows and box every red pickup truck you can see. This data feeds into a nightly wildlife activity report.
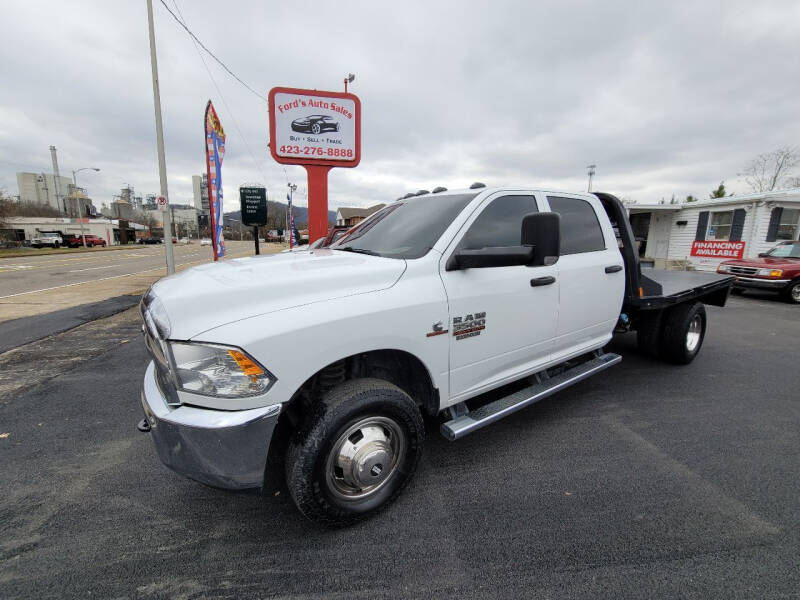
[718,240,800,304]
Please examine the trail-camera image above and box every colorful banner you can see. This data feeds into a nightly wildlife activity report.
[286,192,297,248]
[205,101,226,260]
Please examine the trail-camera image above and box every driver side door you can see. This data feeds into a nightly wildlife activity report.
[439,193,559,403]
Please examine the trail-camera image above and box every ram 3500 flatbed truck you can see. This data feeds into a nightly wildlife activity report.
[138,187,733,525]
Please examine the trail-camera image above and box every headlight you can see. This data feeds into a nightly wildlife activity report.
[756,268,783,277]
[717,264,730,273]
[169,342,275,398]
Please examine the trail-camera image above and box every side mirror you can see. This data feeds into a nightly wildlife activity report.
[446,246,534,271]
[522,212,560,266]
[758,252,769,257]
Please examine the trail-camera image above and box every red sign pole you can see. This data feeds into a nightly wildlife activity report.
[304,165,332,243]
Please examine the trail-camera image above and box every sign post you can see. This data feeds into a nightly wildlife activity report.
[268,87,361,244]
[239,186,268,256]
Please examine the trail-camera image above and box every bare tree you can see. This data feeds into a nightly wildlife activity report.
[785,176,800,189]
[740,146,800,192]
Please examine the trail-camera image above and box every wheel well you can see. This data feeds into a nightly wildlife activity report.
[265,350,438,488]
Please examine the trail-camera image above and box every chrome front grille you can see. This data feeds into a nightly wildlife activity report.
[729,266,758,276]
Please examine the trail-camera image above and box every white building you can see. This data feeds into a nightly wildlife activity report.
[1,216,147,246]
[626,188,800,271]
[16,172,75,212]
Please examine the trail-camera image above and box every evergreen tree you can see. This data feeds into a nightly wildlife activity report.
[709,181,727,198]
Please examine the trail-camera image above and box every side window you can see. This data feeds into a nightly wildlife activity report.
[547,196,606,254]
[458,195,537,250]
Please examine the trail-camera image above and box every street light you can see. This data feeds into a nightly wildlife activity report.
[343,73,355,93]
[72,167,100,247]
[586,164,596,192]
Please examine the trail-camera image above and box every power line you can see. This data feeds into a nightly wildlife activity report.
[170,0,269,187]
[157,0,267,102]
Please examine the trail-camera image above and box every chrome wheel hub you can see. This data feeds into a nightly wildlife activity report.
[686,315,702,352]
[791,284,800,301]
[325,416,406,500]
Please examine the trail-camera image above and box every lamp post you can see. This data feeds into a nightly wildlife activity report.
[587,164,596,192]
[343,73,355,93]
[72,167,100,247]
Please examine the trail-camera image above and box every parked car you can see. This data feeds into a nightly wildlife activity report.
[200,238,211,246]
[718,240,800,303]
[138,187,733,525]
[139,237,163,245]
[291,115,340,135]
[83,235,107,248]
[30,233,62,248]
[62,234,83,248]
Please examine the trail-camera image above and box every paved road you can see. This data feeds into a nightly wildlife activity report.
[0,241,260,298]
[0,295,797,599]
[0,241,284,322]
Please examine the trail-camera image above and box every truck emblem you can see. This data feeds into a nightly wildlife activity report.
[426,321,448,337]
[453,312,486,340]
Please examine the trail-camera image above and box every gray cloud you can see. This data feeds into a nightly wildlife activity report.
[2,0,799,213]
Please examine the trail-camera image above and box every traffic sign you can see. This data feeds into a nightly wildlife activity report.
[157,195,167,211]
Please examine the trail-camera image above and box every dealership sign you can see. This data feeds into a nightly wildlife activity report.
[269,88,360,167]
[691,240,745,259]
[268,87,361,244]
[239,186,268,227]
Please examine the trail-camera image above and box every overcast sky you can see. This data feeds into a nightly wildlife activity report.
[2,0,799,213]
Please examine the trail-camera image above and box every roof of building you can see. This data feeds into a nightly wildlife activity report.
[336,204,385,219]
[624,187,800,211]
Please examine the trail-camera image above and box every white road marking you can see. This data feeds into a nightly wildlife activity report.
[68,264,121,273]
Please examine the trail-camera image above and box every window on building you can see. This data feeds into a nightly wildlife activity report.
[707,211,733,241]
[458,195,537,250]
[777,208,800,240]
[547,196,606,254]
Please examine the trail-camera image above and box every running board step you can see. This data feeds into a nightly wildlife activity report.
[440,352,622,441]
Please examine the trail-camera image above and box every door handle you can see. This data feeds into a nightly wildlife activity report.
[530,276,556,287]
[605,265,623,273]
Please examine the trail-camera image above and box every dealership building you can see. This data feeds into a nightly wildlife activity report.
[1,216,147,245]
[625,188,800,271]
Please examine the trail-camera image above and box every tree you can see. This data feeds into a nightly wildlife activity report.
[686,195,698,203]
[709,181,727,198]
[740,146,800,192]
[0,190,12,230]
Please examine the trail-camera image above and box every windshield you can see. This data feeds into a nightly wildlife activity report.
[766,243,800,258]
[334,193,478,259]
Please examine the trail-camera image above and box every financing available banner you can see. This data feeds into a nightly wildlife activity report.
[205,100,226,260]
[690,240,745,259]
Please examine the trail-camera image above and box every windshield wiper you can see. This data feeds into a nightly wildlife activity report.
[337,246,382,257]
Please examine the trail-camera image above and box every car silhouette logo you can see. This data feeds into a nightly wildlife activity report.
[291,115,340,135]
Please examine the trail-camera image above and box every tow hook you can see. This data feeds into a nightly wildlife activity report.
[137,418,152,433]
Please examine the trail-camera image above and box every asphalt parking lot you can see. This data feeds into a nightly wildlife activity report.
[0,293,798,599]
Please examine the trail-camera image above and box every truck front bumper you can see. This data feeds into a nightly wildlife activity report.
[733,276,790,291]
[140,361,281,490]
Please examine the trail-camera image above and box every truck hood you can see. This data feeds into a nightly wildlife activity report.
[151,249,406,339]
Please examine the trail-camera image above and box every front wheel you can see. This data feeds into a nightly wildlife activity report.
[783,280,800,304]
[660,302,706,364]
[285,378,424,526]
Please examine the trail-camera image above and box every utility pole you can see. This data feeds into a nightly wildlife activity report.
[146,0,175,275]
[587,164,596,192]
[50,146,64,213]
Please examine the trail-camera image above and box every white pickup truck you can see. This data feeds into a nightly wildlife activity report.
[138,186,733,525]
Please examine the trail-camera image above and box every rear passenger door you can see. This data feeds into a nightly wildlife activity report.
[545,195,624,359]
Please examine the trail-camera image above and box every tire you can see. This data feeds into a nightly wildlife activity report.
[285,378,424,526]
[782,279,800,304]
[54,242,60,248]
[660,302,706,364]
[311,123,321,135]
[87,242,93,248]
[636,311,663,359]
